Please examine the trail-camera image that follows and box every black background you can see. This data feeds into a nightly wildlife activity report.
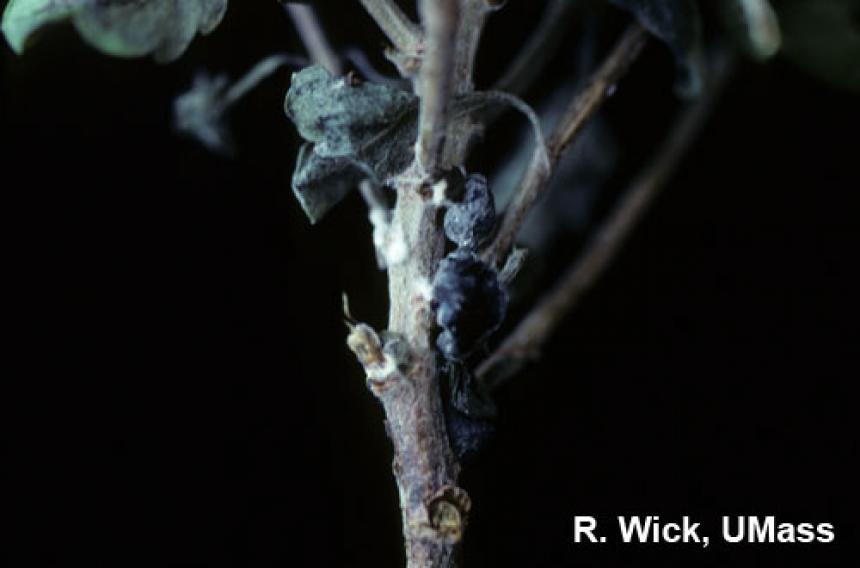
[3,2,856,567]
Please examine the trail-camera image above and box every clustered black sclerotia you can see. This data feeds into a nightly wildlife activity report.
[431,170,508,461]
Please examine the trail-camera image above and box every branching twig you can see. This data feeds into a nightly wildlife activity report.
[484,25,648,266]
[476,52,735,387]
[284,3,343,75]
[343,47,408,87]
[359,0,423,56]
[222,54,306,107]
[416,0,460,174]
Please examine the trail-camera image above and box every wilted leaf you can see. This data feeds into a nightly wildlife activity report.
[610,0,705,97]
[444,363,496,461]
[777,0,860,93]
[284,65,419,223]
[285,65,417,158]
[2,0,227,62]
[290,143,370,223]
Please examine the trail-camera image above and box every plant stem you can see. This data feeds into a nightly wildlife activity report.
[476,51,735,387]
[284,4,343,75]
[388,180,462,566]
[349,166,464,568]
[416,0,460,173]
[451,0,491,94]
[483,24,648,267]
[348,2,492,565]
[359,0,423,56]
[222,54,306,109]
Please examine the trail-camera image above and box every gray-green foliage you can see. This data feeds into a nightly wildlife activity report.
[284,65,419,223]
[2,0,227,62]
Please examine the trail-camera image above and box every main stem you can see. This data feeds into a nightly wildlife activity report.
[354,2,491,566]
[385,184,463,567]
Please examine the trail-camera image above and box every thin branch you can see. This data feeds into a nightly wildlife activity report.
[284,4,343,75]
[223,54,306,107]
[493,0,579,95]
[358,0,423,56]
[342,47,408,87]
[451,0,491,93]
[483,25,648,266]
[416,0,460,174]
[476,52,735,388]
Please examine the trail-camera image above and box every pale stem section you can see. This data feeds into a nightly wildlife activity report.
[349,1,492,564]
[387,183,459,560]
[451,0,490,93]
[349,170,463,568]
[416,0,460,173]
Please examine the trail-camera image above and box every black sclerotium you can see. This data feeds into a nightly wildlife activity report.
[442,363,497,461]
[445,405,496,462]
[443,173,495,250]
[432,249,507,361]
